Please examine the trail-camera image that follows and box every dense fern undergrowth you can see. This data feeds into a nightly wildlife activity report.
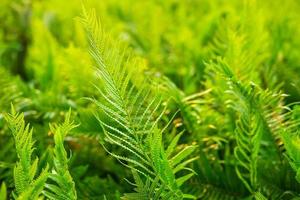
[1,0,300,199]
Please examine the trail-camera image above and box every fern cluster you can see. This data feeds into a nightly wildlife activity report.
[3,107,76,200]
[1,0,300,199]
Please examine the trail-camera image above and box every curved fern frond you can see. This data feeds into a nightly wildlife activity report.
[81,7,196,199]
[210,58,300,194]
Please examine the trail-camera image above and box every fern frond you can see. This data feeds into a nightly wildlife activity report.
[210,60,261,192]
[44,110,77,200]
[81,7,196,199]
[4,105,48,200]
[122,170,187,200]
[158,76,210,134]
[210,58,295,193]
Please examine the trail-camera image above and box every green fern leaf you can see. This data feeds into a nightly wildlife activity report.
[4,105,48,200]
[81,7,196,199]
[44,109,77,200]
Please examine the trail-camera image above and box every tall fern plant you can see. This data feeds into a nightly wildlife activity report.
[81,8,197,199]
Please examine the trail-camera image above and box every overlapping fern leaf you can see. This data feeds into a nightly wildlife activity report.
[4,105,48,200]
[122,170,175,200]
[210,58,299,197]
[44,110,77,200]
[81,8,197,199]
[158,76,211,134]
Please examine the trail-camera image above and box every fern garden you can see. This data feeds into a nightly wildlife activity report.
[1,0,300,199]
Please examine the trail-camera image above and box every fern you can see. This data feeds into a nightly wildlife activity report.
[81,7,197,199]
[159,76,211,134]
[210,58,296,195]
[2,0,300,199]
[4,105,48,200]
[44,110,78,200]
[122,170,175,200]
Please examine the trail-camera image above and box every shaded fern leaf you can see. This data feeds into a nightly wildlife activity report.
[0,68,30,112]
[210,58,297,194]
[281,129,300,183]
[198,184,240,200]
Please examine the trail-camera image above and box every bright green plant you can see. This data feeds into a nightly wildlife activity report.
[44,110,78,200]
[1,0,300,199]
[4,106,49,200]
[81,8,197,199]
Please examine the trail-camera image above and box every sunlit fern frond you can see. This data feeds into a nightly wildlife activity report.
[81,7,197,199]
[4,105,48,200]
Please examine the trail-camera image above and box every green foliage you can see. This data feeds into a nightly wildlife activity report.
[282,130,300,183]
[0,182,7,200]
[1,0,300,199]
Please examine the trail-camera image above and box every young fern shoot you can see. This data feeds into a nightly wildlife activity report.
[4,105,49,200]
[44,110,78,200]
